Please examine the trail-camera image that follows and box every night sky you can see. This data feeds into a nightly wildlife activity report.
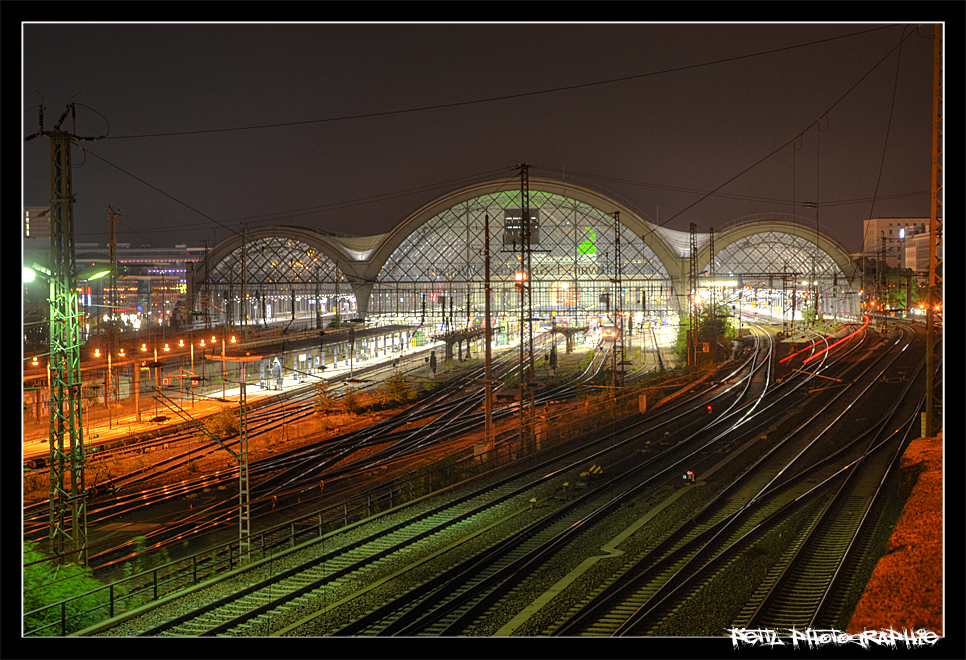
[22,22,942,254]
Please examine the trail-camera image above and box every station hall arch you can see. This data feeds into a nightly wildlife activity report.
[189,183,862,331]
[190,226,359,328]
[364,178,679,331]
[700,215,862,321]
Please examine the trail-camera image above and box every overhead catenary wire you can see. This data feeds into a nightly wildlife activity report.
[46,24,923,249]
[70,146,507,242]
[98,25,901,142]
[631,23,921,242]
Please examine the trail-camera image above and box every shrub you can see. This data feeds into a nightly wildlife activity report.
[343,386,365,414]
[313,381,337,416]
[205,406,239,439]
[380,372,416,407]
[23,541,110,636]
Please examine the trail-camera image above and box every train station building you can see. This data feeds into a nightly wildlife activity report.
[188,177,863,330]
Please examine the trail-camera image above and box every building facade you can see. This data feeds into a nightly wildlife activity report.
[862,217,931,269]
[188,178,863,330]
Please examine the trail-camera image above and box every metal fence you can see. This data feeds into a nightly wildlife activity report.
[25,377,661,637]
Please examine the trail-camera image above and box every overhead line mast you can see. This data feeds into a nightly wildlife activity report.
[612,211,626,389]
[25,104,105,565]
[925,23,943,437]
[688,223,698,370]
[517,163,535,450]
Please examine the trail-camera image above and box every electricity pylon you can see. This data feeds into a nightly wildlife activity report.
[25,104,105,565]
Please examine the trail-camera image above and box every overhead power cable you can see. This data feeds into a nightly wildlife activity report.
[541,167,928,209]
[643,24,920,233]
[101,25,900,141]
[73,144,507,239]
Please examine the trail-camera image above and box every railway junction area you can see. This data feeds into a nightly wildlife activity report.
[21,176,942,643]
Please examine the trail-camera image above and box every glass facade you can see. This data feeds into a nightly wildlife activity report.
[193,186,861,330]
[368,191,675,328]
[203,235,354,326]
[712,231,856,317]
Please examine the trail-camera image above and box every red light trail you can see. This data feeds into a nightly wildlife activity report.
[801,315,869,365]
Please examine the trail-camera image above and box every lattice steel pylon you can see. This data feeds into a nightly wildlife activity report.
[926,22,943,437]
[237,363,251,560]
[688,223,698,369]
[154,352,254,562]
[25,104,104,565]
[517,163,535,448]
[709,227,716,361]
[612,211,626,388]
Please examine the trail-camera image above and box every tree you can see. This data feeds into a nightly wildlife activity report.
[343,384,365,414]
[674,302,732,366]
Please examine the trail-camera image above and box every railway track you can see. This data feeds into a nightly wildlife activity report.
[83,321,779,635]
[79,322,776,636]
[23,331,620,568]
[543,322,929,636]
[61,317,933,640]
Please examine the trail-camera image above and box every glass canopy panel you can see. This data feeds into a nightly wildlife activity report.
[207,236,343,287]
[201,235,351,326]
[371,191,674,320]
[713,232,844,282]
[712,231,857,316]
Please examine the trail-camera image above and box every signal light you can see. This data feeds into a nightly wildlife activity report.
[163,343,170,352]
[230,335,237,344]
[141,343,148,352]
[178,339,185,347]
[94,348,101,358]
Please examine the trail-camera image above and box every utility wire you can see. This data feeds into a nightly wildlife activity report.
[538,166,927,209]
[101,25,901,141]
[78,144,236,236]
[642,24,920,235]
[70,146,507,240]
[862,25,908,254]
[65,25,915,244]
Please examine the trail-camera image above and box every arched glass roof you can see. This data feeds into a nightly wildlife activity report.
[207,235,343,288]
[713,231,846,282]
[378,190,671,284]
